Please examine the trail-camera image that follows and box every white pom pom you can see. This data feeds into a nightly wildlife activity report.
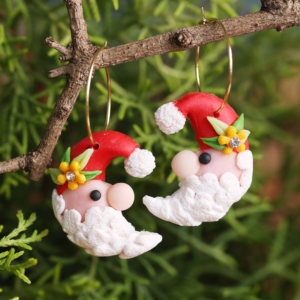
[154,102,186,134]
[124,148,156,178]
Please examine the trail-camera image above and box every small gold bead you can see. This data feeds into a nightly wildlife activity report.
[68,181,78,190]
[70,161,81,172]
[226,126,237,138]
[59,162,69,173]
[223,147,233,155]
[237,130,247,140]
[218,135,231,145]
[57,174,67,184]
[76,174,86,184]
[236,143,246,153]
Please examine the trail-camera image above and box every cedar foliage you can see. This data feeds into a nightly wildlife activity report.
[1,0,300,299]
[0,211,48,286]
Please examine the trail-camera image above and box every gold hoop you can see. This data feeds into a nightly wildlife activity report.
[85,41,111,146]
[196,7,233,114]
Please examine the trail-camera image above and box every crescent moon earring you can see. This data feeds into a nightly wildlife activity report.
[143,8,253,227]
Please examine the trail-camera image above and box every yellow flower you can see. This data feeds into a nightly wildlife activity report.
[57,160,86,190]
[218,126,247,155]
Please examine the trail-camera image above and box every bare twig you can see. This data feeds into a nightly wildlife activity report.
[0,155,29,174]
[64,0,93,55]
[0,0,299,180]
[44,37,72,57]
[48,66,70,78]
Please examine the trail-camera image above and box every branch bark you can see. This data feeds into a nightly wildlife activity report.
[91,8,300,70]
[0,0,299,180]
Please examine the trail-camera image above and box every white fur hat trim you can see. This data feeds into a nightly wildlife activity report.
[154,102,186,135]
[124,148,156,178]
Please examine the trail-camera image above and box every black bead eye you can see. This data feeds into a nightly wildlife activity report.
[90,190,101,201]
[199,152,211,165]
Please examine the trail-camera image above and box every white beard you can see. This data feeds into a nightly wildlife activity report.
[52,190,162,259]
[143,150,253,226]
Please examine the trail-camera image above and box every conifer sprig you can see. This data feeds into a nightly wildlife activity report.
[0,211,48,285]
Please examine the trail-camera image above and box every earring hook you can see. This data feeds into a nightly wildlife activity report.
[85,42,111,146]
[195,7,233,114]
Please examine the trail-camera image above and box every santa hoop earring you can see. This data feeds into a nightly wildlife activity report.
[86,41,111,146]
[195,7,233,114]
[50,44,161,259]
[143,8,253,227]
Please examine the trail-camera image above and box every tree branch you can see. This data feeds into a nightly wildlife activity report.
[0,0,299,180]
[0,155,29,174]
[64,0,93,55]
[45,37,71,57]
[261,0,300,15]
[28,81,84,180]
[48,65,70,78]
[92,9,300,69]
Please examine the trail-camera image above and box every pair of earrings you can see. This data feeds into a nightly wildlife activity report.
[50,12,253,259]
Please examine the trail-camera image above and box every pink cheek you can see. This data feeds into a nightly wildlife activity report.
[61,180,111,222]
[196,149,242,180]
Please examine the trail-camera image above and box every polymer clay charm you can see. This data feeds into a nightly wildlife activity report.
[143,93,253,226]
[143,12,253,226]
[49,43,162,259]
[50,130,162,259]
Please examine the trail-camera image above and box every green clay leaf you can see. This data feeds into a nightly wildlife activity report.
[201,137,226,151]
[49,168,64,185]
[61,147,71,164]
[72,148,94,171]
[207,117,229,136]
[81,171,102,182]
[240,129,251,143]
[232,114,244,132]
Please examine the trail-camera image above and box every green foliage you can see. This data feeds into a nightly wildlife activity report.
[49,168,64,185]
[201,136,226,150]
[0,211,48,291]
[232,113,244,132]
[207,116,230,135]
[0,0,300,299]
[81,171,102,181]
[82,0,119,21]
[61,148,71,165]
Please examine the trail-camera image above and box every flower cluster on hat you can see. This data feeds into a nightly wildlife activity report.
[201,114,250,155]
[218,125,247,155]
[57,160,86,190]
[49,147,102,190]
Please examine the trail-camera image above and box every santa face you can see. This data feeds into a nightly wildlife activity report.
[62,180,111,222]
[62,180,136,222]
[143,149,253,226]
[146,92,253,226]
[50,130,160,258]
[52,181,162,258]
[195,149,242,180]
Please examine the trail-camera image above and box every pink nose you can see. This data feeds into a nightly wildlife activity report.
[107,183,135,211]
[171,150,201,179]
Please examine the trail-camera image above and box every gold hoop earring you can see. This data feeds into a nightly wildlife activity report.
[85,41,111,146]
[196,7,233,114]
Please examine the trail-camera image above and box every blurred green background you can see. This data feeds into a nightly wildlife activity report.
[1,0,300,299]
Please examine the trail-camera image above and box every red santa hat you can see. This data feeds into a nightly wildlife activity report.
[155,92,249,152]
[56,131,155,195]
